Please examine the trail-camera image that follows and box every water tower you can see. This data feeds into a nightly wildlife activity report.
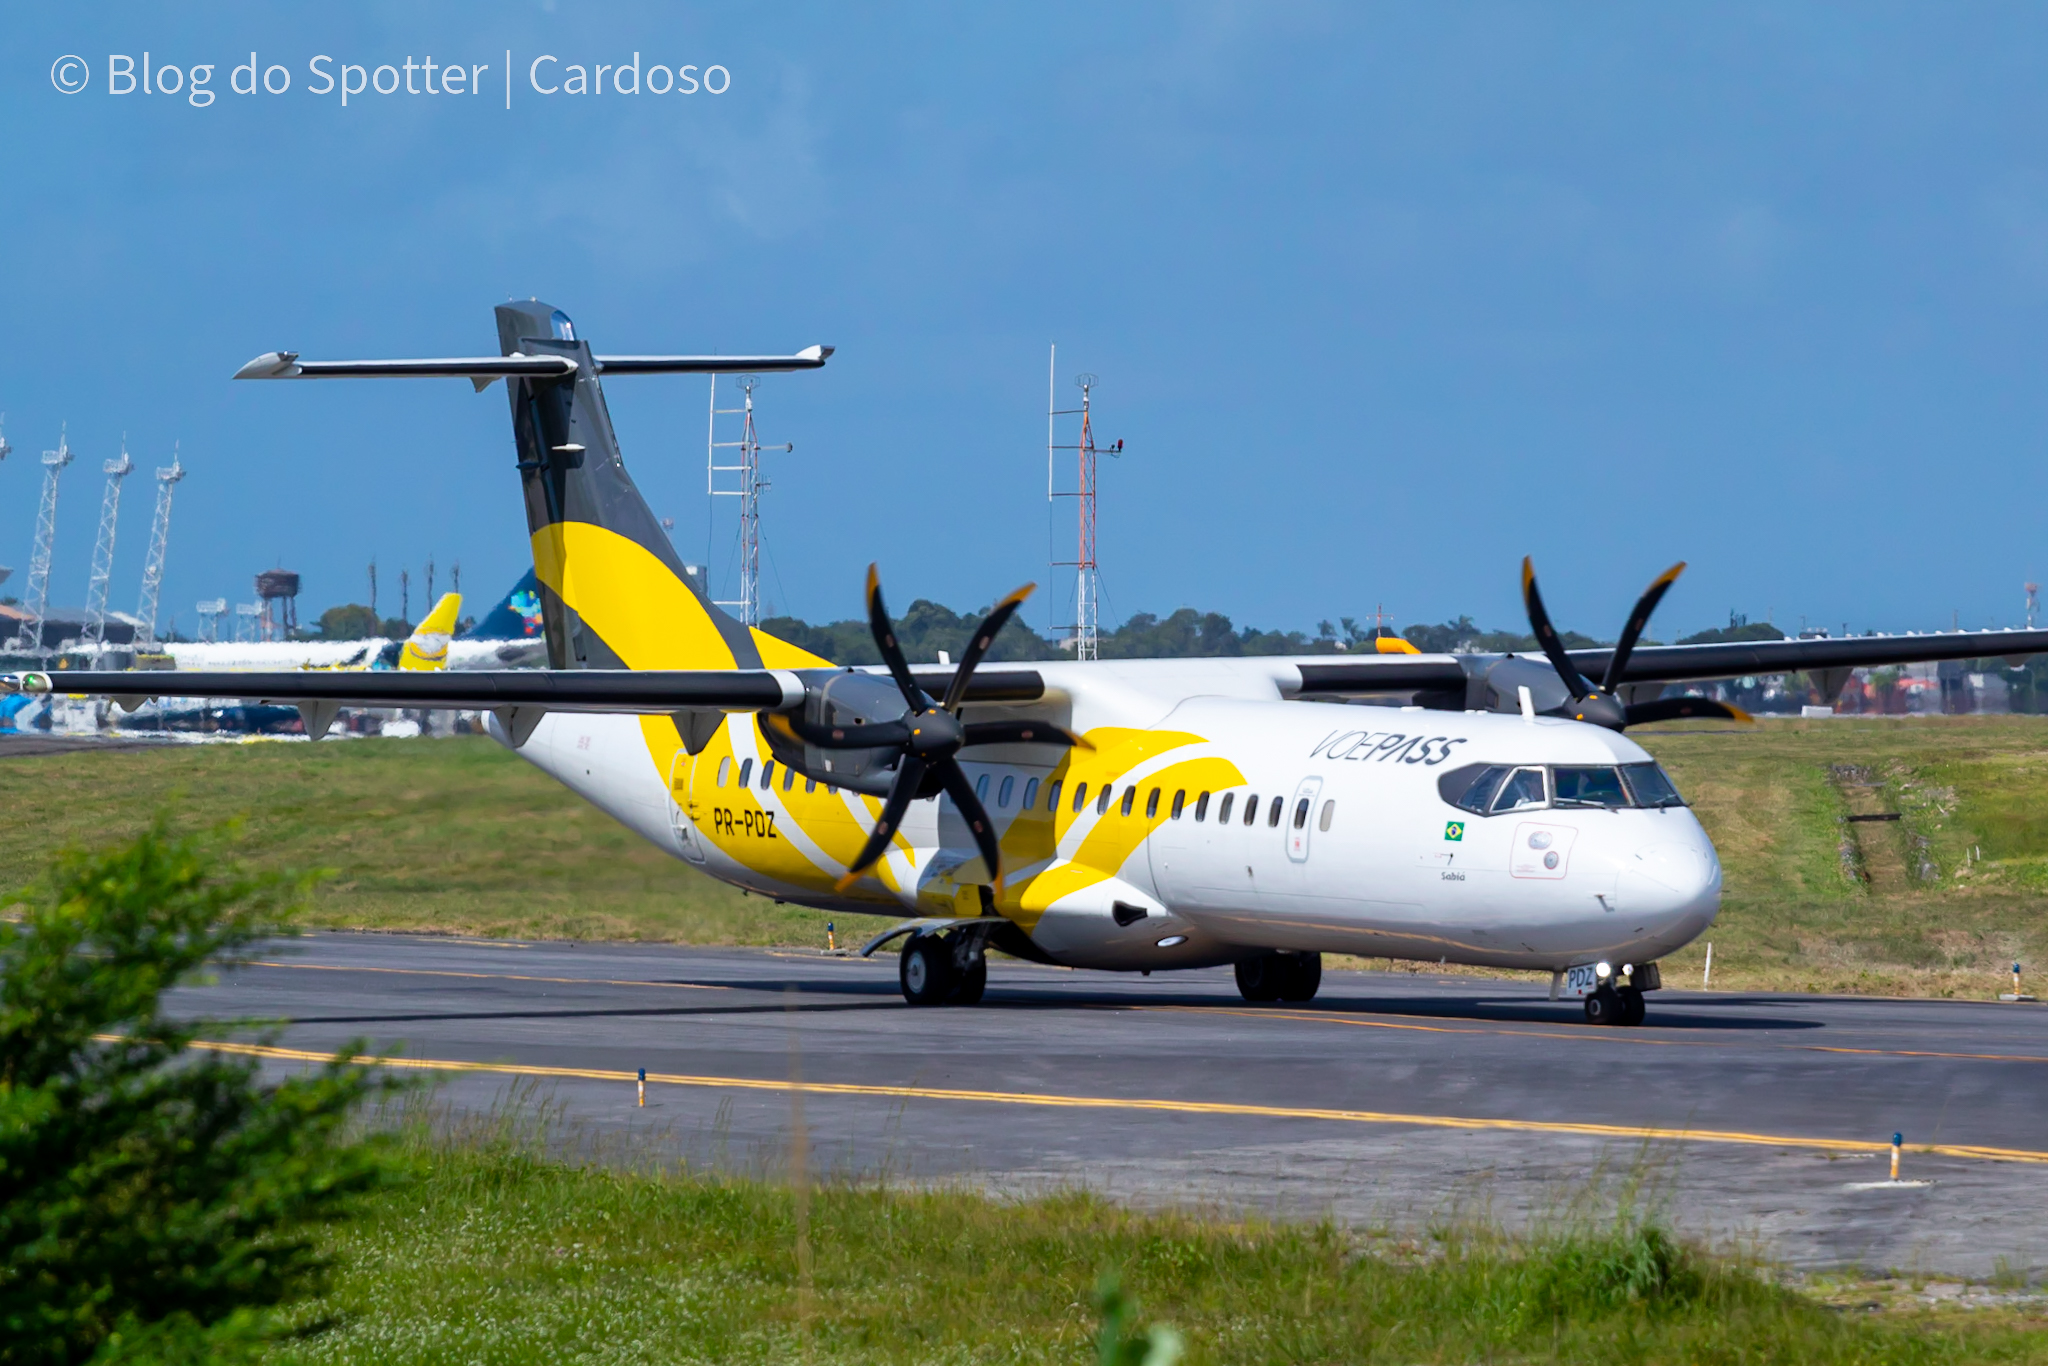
[255,570,301,641]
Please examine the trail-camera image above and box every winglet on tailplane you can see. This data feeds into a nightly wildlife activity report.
[235,302,834,674]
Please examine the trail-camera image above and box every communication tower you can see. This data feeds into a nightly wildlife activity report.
[233,602,261,643]
[707,374,791,626]
[17,426,73,660]
[1046,349,1122,660]
[425,555,436,606]
[255,570,300,641]
[134,448,185,649]
[2028,582,2040,631]
[81,443,136,650]
[195,598,227,643]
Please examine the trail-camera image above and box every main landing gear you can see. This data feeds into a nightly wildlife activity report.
[1584,984,1646,1027]
[898,930,987,1006]
[1234,951,1322,1004]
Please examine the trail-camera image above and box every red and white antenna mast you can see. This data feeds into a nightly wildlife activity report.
[1047,349,1120,660]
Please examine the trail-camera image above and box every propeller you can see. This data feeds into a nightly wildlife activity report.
[778,566,1087,896]
[1519,557,1751,730]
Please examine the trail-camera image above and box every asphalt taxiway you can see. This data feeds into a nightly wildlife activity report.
[171,932,2048,1277]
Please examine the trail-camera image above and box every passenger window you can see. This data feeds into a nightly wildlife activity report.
[1490,767,1547,813]
[1121,787,1136,817]
[737,758,753,788]
[1217,793,1235,824]
[975,773,990,802]
[805,777,816,794]
[1267,796,1285,827]
[1097,785,1113,815]
[717,757,731,788]
[760,761,775,790]
[1143,788,1160,818]
[1293,798,1310,829]
[1023,777,1039,810]
[1170,790,1185,819]
[1072,781,1088,812]
[1319,799,1335,832]
[784,765,796,791]
[1194,792,1210,822]
[1243,794,1258,826]
[999,775,1015,808]
[1046,779,1062,811]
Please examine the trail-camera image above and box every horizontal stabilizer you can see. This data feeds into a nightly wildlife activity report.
[233,346,832,386]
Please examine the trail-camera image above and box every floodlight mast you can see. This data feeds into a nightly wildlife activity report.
[135,448,186,649]
[82,444,136,651]
[17,426,73,662]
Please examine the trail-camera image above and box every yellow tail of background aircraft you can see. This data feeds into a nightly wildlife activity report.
[17,299,2048,1023]
[397,592,462,670]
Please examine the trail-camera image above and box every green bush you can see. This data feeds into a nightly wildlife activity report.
[0,820,400,1365]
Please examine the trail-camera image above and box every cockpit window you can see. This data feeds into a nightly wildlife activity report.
[1622,762,1686,808]
[1552,766,1629,808]
[1439,763,1508,815]
[1491,767,1548,813]
[550,309,576,341]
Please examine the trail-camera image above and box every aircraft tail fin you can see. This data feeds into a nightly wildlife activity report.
[234,300,835,674]
[500,301,829,672]
[397,592,462,671]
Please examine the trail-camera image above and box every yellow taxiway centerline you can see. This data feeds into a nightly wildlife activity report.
[245,962,727,991]
[188,1037,2048,1166]
[1155,1005,2048,1065]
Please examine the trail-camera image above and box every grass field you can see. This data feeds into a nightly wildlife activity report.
[3,717,2047,997]
[262,1121,2048,1366]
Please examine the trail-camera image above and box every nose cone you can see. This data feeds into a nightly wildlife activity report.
[1620,839,1722,939]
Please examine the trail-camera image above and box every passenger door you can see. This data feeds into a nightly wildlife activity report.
[669,750,707,864]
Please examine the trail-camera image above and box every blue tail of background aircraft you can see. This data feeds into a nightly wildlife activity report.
[460,569,545,642]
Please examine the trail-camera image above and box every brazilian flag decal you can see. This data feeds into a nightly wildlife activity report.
[1444,820,1465,842]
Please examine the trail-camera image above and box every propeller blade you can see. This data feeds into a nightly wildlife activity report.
[764,711,913,750]
[941,582,1035,713]
[1622,696,1753,727]
[937,757,1005,895]
[961,720,1090,749]
[865,564,929,713]
[833,755,928,893]
[1520,557,1593,701]
[1600,562,1686,693]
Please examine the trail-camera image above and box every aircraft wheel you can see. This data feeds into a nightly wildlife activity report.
[1583,985,1622,1026]
[899,936,953,1005]
[1278,952,1322,1002]
[1617,986,1646,1026]
[950,956,987,1005]
[1235,954,1283,1003]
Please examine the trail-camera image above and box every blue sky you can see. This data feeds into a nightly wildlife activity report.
[6,3,2048,642]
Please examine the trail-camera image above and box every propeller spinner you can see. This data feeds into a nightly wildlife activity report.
[767,566,1086,896]
[1519,557,1751,730]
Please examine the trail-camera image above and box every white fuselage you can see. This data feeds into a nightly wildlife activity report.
[494,655,1721,977]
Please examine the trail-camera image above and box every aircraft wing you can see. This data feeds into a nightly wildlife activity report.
[2,666,1045,713]
[1568,627,2048,686]
[3,668,805,714]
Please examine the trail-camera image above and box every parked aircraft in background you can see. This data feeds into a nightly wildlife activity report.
[15,301,2048,1025]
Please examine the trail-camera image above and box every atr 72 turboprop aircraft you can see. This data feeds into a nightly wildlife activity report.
[13,300,2048,1025]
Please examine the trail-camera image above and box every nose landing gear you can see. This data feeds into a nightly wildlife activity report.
[1585,984,1647,1026]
